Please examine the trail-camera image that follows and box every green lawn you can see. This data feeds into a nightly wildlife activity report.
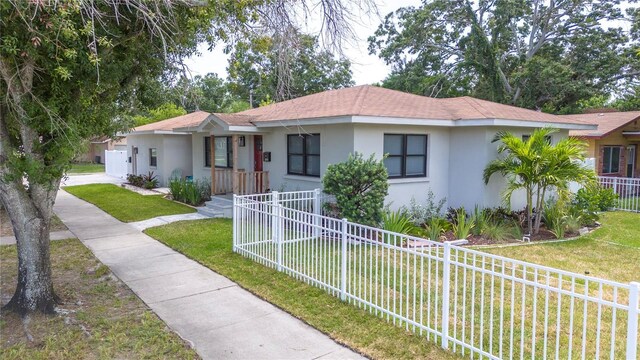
[0,239,197,359]
[68,162,105,174]
[145,211,640,359]
[481,211,640,283]
[64,184,195,222]
[145,219,457,360]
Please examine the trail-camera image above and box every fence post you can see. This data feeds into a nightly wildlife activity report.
[271,191,279,243]
[313,188,321,239]
[613,177,619,195]
[340,218,348,301]
[276,204,283,272]
[440,242,452,349]
[232,194,238,253]
[627,282,639,360]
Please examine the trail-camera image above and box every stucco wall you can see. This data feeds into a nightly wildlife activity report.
[352,124,450,210]
[591,120,640,177]
[126,134,192,186]
[262,121,354,192]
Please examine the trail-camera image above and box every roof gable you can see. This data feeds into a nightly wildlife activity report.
[565,111,640,138]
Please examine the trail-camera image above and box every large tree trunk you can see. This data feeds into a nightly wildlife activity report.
[0,179,60,315]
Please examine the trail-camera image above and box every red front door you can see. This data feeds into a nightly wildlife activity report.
[254,135,263,172]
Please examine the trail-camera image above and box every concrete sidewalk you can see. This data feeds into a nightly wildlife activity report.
[0,230,75,246]
[54,190,363,360]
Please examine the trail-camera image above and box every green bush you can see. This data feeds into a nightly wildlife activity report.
[452,208,474,240]
[482,222,511,242]
[543,198,567,239]
[322,153,389,226]
[470,205,491,236]
[169,177,211,206]
[574,184,618,211]
[381,210,419,244]
[424,216,449,241]
[401,190,446,226]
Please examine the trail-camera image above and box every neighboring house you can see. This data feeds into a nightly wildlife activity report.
[565,111,640,178]
[125,85,594,210]
[76,136,127,164]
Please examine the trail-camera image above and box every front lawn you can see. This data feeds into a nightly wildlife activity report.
[1,207,67,237]
[0,239,197,359]
[480,211,640,283]
[145,219,457,360]
[64,184,195,222]
[68,162,105,174]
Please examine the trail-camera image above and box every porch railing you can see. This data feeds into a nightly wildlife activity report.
[214,169,269,195]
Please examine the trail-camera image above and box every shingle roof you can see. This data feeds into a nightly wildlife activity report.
[226,85,589,125]
[132,111,211,132]
[565,111,640,138]
[130,86,593,134]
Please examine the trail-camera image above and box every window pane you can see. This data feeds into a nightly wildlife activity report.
[611,147,620,173]
[306,135,320,155]
[384,135,403,155]
[288,155,304,174]
[384,157,402,177]
[204,137,211,167]
[288,135,304,154]
[406,156,426,176]
[306,155,320,176]
[603,147,612,173]
[215,137,228,167]
[406,135,426,155]
[149,148,157,167]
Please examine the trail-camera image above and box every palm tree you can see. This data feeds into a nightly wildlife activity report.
[483,128,594,235]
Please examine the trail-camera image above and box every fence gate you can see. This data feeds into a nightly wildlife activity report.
[105,150,127,179]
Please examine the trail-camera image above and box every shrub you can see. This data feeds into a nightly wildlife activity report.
[141,171,159,189]
[424,216,449,241]
[169,177,211,206]
[482,222,511,242]
[401,190,446,226]
[126,174,144,188]
[543,198,567,239]
[322,153,388,226]
[574,184,617,211]
[381,210,419,244]
[452,208,474,239]
[508,220,524,240]
[470,205,491,236]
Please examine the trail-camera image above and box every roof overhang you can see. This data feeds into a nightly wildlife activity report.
[251,115,596,130]
[121,130,191,136]
[623,131,640,139]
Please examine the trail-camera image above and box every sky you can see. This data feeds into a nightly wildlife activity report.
[183,0,421,86]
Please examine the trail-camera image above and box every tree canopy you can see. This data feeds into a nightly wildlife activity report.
[369,0,640,113]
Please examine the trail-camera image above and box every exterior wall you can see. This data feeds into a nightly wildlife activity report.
[449,127,569,211]
[262,121,354,192]
[591,121,640,178]
[353,124,450,210]
[126,134,192,186]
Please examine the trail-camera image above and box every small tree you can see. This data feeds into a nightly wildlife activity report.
[322,153,389,226]
[483,128,594,235]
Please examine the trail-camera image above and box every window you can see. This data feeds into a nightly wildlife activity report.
[287,134,320,176]
[200,136,235,168]
[383,134,427,178]
[602,146,621,174]
[149,148,157,167]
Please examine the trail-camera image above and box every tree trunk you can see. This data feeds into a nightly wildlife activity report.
[0,180,59,315]
[534,186,547,234]
[526,187,533,236]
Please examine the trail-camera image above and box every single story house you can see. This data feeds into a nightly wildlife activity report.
[125,85,595,210]
[76,136,127,164]
[565,110,640,178]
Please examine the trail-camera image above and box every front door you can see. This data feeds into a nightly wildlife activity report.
[627,145,636,177]
[254,136,263,172]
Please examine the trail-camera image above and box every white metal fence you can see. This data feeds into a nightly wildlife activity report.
[598,176,640,213]
[233,190,639,359]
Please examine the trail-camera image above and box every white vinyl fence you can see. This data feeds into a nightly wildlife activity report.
[233,190,639,360]
[105,150,127,179]
[598,176,640,213]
